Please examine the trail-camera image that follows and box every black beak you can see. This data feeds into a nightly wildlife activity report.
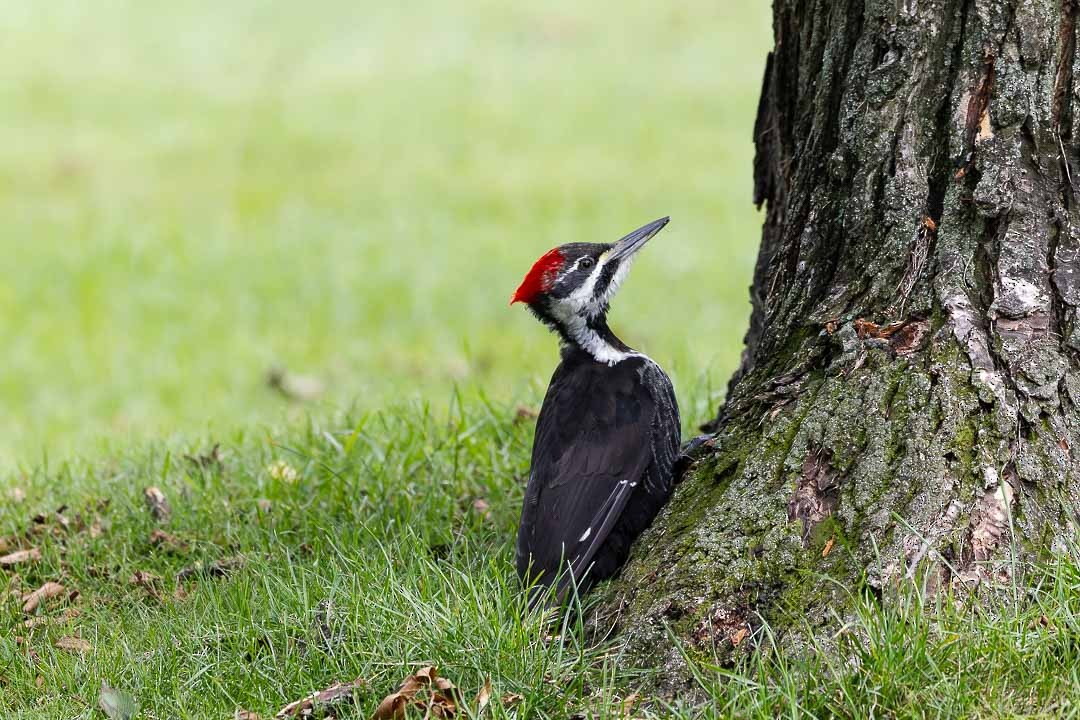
[607,216,670,262]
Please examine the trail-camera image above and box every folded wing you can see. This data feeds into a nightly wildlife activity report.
[516,357,664,597]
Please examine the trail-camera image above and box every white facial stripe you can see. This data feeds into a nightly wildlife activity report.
[564,254,607,309]
[548,250,644,365]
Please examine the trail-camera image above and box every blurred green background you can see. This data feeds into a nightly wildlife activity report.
[0,1,771,467]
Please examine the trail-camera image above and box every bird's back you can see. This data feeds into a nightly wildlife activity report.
[515,350,680,597]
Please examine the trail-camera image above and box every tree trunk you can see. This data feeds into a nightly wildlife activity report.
[601,0,1080,690]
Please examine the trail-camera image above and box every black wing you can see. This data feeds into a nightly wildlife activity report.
[516,355,678,596]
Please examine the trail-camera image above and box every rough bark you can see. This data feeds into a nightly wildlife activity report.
[600,0,1080,692]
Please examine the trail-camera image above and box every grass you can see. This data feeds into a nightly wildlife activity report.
[0,0,769,465]
[3,401,1080,718]
[4,2,1079,718]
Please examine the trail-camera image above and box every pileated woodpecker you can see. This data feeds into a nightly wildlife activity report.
[511,217,681,600]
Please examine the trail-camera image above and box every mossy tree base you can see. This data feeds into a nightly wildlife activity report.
[600,0,1080,689]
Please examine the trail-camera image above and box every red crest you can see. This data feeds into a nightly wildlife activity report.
[511,248,565,305]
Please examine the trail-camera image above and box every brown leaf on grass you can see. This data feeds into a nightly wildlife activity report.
[471,498,491,520]
[274,677,367,718]
[24,607,81,629]
[149,528,187,553]
[143,487,171,521]
[177,555,245,581]
[1,548,41,566]
[184,443,223,471]
[55,636,91,653]
[22,582,66,613]
[13,636,41,663]
[513,405,539,424]
[475,677,492,714]
[372,666,492,719]
[1032,614,1057,631]
[53,508,72,532]
[373,666,438,720]
[372,692,408,720]
[130,571,164,601]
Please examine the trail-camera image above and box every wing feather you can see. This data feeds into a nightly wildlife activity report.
[515,356,662,594]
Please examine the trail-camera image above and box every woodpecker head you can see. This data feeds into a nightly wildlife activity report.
[511,217,669,354]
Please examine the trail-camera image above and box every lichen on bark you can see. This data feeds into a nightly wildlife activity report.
[597,0,1080,691]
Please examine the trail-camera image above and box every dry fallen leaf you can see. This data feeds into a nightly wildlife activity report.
[55,636,91,653]
[475,677,492,714]
[24,607,81,629]
[177,555,245,581]
[185,443,223,471]
[731,627,749,647]
[0,548,42,566]
[98,682,137,720]
[1032,614,1057,631]
[22,582,66,614]
[513,405,539,424]
[130,570,164,601]
[822,537,835,558]
[274,677,367,718]
[149,528,187,553]
[372,692,408,720]
[144,487,171,521]
[471,499,491,520]
[373,666,442,720]
[371,666,496,719]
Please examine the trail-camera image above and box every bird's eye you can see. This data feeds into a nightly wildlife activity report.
[579,257,595,270]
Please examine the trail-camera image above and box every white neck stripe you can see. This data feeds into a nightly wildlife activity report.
[548,251,645,365]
